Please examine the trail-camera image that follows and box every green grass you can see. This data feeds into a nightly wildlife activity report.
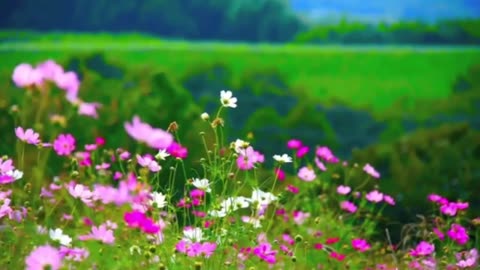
[1,31,480,114]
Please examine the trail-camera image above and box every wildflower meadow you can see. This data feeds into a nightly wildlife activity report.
[1,60,479,270]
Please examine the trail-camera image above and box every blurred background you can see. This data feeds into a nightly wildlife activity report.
[1,0,480,239]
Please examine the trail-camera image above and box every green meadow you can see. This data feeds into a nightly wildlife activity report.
[1,32,480,115]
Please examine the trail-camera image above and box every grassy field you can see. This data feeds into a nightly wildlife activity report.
[1,31,480,114]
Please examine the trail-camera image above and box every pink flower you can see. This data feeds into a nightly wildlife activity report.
[0,159,14,173]
[296,146,309,158]
[59,246,89,262]
[447,224,469,245]
[287,139,302,149]
[297,166,316,181]
[337,185,351,195]
[456,248,478,268]
[167,142,188,159]
[175,240,217,258]
[315,146,339,163]
[293,210,310,225]
[363,163,380,179]
[351,238,371,252]
[25,245,62,270]
[237,146,263,170]
[274,168,285,181]
[78,102,101,119]
[15,127,41,145]
[340,201,358,213]
[383,195,396,206]
[455,202,469,211]
[366,190,384,203]
[410,241,434,257]
[314,157,327,171]
[136,154,161,172]
[124,116,174,150]
[79,224,115,244]
[37,60,64,81]
[53,134,76,156]
[54,71,80,103]
[12,63,44,88]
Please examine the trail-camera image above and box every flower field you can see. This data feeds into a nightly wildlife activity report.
[0,59,478,269]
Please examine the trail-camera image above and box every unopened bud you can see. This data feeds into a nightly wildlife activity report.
[201,112,209,121]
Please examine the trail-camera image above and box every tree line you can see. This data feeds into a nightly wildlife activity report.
[1,0,479,44]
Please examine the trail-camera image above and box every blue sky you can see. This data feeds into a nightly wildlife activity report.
[290,0,480,22]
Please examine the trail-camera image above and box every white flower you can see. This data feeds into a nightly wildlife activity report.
[155,149,170,161]
[273,154,292,163]
[232,139,249,153]
[5,169,23,180]
[183,227,203,242]
[49,228,72,246]
[220,90,237,108]
[149,192,167,208]
[250,189,277,209]
[208,196,250,217]
[242,216,263,228]
[200,112,209,121]
[192,178,211,193]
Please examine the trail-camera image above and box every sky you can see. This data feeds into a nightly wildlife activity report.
[290,0,480,22]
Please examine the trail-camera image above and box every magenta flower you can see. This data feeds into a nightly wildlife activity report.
[124,210,160,234]
[12,63,44,88]
[25,245,62,270]
[274,168,285,181]
[167,142,188,159]
[363,163,380,179]
[286,184,299,194]
[78,102,101,119]
[53,134,76,156]
[124,116,174,150]
[351,238,371,252]
[366,190,384,203]
[286,139,302,149]
[410,241,435,257]
[296,146,309,158]
[253,242,278,265]
[447,224,469,245]
[433,227,445,240]
[340,201,358,213]
[15,127,41,145]
[440,202,458,216]
[297,166,316,181]
[315,146,339,163]
[337,185,351,195]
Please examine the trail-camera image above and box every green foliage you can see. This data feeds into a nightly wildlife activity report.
[294,19,480,44]
[352,123,480,219]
